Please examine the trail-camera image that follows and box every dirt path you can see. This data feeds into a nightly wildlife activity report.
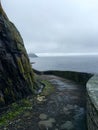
[1,75,87,130]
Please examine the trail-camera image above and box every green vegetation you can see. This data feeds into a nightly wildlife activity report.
[0,2,36,105]
[16,57,25,74]
[0,78,55,127]
[0,98,33,127]
[41,80,55,96]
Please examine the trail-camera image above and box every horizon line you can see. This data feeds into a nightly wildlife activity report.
[35,52,98,57]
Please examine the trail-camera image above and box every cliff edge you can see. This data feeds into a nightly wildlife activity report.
[0,2,35,106]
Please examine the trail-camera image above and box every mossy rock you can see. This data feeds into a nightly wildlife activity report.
[0,2,36,106]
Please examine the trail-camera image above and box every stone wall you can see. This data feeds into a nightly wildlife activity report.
[86,75,98,130]
[43,70,93,85]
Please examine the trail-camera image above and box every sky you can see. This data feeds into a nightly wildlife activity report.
[2,0,98,55]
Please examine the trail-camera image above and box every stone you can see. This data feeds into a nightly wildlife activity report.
[66,104,74,110]
[38,120,53,129]
[48,118,56,123]
[39,114,48,120]
[37,95,46,102]
[63,107,69,112]
[63,107,71,115]
[38,118,56,129]
[61,121,74,130]
[23,112,31,118]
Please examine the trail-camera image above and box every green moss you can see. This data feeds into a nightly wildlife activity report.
[40,80,55,96]
[0,97,5,104]
[20,98,32,107]
[4,88,16,102]
[0,98,32,127]
[10,90,16,100]
[0,7,3,14]
[21,55,31,72]
[26,75,34,92]
[0,108,23,127]
[19,55,34,85]
[4,88,9,95]
[7,21,24,46]
[16,43,26,53]
[16,57,24,74]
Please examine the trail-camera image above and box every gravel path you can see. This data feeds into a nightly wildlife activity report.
[1,75,87,130]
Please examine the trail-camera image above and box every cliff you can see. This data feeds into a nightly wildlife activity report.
[0,2,35,107]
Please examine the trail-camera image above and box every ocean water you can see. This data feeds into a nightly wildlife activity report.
[30,55,98,74]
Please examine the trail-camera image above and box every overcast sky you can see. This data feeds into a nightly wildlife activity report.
[2,0,98,54]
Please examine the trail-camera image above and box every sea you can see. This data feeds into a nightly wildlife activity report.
[29,55,98,74]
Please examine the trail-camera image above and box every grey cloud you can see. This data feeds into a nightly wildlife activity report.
[2,0,98,53]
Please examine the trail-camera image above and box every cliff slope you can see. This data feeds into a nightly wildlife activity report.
[0,3,35,106]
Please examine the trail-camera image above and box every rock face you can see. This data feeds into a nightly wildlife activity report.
[0,3,35,106]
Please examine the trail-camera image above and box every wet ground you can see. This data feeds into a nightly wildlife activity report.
[1,75,87,130]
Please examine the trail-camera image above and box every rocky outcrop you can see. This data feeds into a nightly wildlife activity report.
[28,53,38,58]
[0,2,35,106]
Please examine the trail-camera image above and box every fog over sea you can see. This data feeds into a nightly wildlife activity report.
[30,55,98,74]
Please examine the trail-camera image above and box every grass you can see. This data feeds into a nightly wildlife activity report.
[0,98,33,127]
[40,80,55,96]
